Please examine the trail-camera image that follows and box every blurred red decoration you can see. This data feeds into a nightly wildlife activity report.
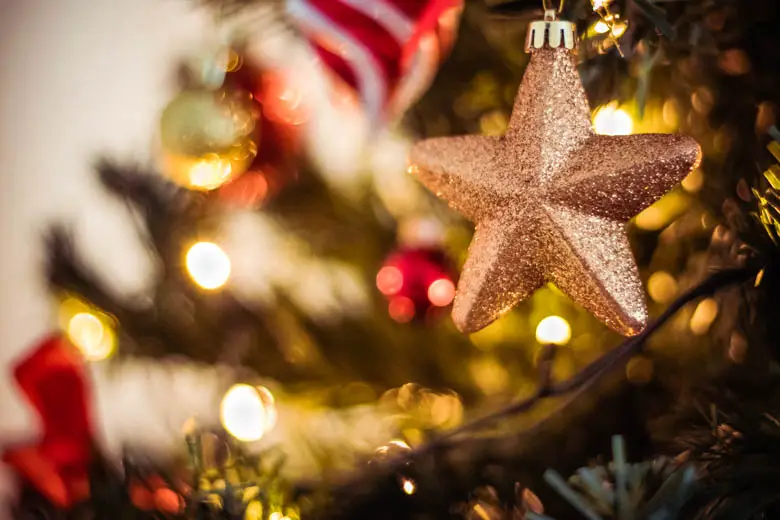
[377,247,457,323]
[129,480,155,511]
[128,475,186,514]
[2,335,94,508]
[289,0,464,124]
[154,487,184,513]
[217,65,304,208]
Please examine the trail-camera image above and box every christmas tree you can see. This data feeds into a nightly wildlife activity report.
[3,0,780,518]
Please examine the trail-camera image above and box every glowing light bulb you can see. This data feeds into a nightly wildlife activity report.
[401,478,416,495]
[594,20,609,34]
[681,168,704,192]
[186,242,231,290]
[220,384,275,442]
[376,266,403,295]
[635,204,667,231]
[244,501,263,520]
[647,271,678,304]
[593,105,634,135]
[67,312,116,361]
[388,296,415,323]
[690,298,719,335]
[427,278,456,307]
[535,316,571,345]
[188,156,233,190]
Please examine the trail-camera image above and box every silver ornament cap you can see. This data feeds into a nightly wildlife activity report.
[525,9,577,52]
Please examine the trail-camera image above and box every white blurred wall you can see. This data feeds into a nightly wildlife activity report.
[0,0,211,436]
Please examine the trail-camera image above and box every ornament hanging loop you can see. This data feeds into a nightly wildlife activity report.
[541,0,565,16]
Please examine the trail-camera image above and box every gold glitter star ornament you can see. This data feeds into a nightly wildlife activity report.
[408,11,701,336]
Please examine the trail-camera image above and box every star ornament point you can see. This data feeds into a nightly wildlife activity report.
[409,48,701,336]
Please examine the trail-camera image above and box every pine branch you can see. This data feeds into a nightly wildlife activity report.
[424,267,756,447]
[45,226,128,318]
[45,163,285,367]
[319,267,756,518]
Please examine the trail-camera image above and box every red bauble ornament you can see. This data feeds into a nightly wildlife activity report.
[377,247,457,323]
[217,64,304,208]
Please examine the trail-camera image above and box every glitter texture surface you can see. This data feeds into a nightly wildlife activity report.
[409,47,701,336]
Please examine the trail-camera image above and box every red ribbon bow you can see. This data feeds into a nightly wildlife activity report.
[3,335,94,508]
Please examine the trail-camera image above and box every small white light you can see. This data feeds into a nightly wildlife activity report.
[427,278,456,307]
[186,242,231,290]
[593,105,634,136]
[67,312,116,361]
[535,316,572,345]
[690,298,719,336]
[188,157,232,190]
[220,384,273,442]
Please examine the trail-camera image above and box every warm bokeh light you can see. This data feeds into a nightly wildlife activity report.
[427,278,456,307]
[189,156,233,190]
[590,16,627,42]
[261,74,308,126]
[397,217,446,248]
[186,242,231,290]
[245,501,264,520]
[468,312,523,351]
[218,170,269,208]
[535,316,572,345]
[470,356,510,395]
[681,168,704,193]
[376,266,404,296]
[663,98,681,127]
[647,271,678,304]
[690,298,719,335]
[401,478,416,495]
[626,356,654,385]
[67,311,116,361]
[634,192,688,231]
[220,384,275,442]
[429,392,463,427]
[634,205,666,231]
[593,104,634,135]
[388,296,415,323]
[479,110,509,136]
[159,88,259,191]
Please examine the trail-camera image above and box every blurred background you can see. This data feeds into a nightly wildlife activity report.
[2,0,780,518]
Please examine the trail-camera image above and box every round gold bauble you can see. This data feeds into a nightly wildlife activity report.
[159,88,259,190]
